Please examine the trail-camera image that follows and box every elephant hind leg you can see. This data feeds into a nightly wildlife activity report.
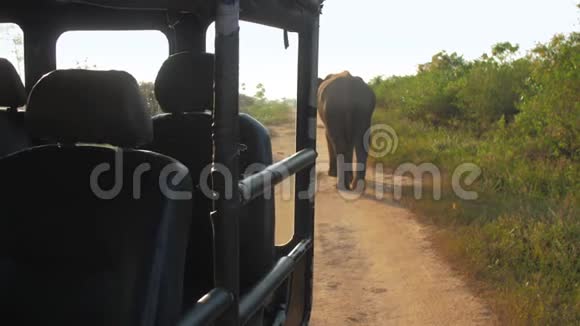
[326,131,337,177]
[335,144,354,192]
[352,124,370,192]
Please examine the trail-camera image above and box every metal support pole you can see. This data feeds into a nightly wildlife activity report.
[213,1,241,325]
[292,16,319,325]
[23,20,57,93]
[294,18,319,240]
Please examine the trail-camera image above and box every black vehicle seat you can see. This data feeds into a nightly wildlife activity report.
[147,52,215,311]
[146,52,275,315]
[0,69,193,326]
[0,58,30,157]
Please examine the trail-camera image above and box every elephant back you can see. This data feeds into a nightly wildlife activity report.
[318,71,375,113]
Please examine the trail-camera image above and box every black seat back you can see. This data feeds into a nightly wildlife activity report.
[148,52,215,310]
[147,52,275,317]
[238,113,275,290]
[0,58,30,157]
[0,70,193,326]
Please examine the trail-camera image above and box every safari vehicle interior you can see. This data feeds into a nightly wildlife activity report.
[0,1,322,326]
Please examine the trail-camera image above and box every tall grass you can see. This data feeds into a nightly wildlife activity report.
[241,99,294,126]
[372,108,579,325]
[240,93,294,127]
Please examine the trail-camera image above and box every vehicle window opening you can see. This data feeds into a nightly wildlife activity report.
[207,21,299,245]
[0,22,24,110]
[56,30,169,116]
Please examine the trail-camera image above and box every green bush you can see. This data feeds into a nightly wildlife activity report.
[515,33,580,161]
[454,50,531,134]
[373,106,579,324]
[459,213,580,325]
[139,80,294,126]
[240,83,294,126]
[368,32,579,324]
[240,99,293,126]
[373,51,467,127]
[139,82,162,116]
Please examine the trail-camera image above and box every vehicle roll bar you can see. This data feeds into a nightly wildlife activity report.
[238,148,317,205]
[178,288,233,326]
[212,1,241,325]
[239,239,312,324]
[180,1,319,325]
[178,239,313,326]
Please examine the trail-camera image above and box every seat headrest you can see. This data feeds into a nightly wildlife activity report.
[26,69,153,147]
[154,52,214,114]
[0,58,26,109]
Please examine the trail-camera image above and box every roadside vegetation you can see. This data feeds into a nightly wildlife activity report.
[369,32,579,324]
[140,82,295,125]
[239,83,295,126]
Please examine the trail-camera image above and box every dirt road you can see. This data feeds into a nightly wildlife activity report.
[270,122,496,326]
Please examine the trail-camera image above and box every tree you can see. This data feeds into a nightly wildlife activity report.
[255,83,266,101]
[491,42,520,62]
[454,42,531,134]
[0,24,24,76]
[418,51,467,76]
[410,51,468,126]
[516,32,580,160]
[239,94,256,110]
[138,82,163,116]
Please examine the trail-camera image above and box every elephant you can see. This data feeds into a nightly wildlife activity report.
[317,71,376,191]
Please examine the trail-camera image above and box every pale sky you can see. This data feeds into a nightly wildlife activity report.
[1,0,578,99]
